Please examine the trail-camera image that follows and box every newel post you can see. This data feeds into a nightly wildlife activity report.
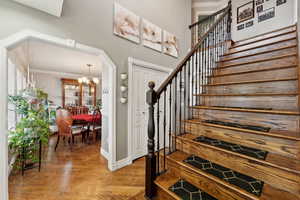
[145,81,157,199]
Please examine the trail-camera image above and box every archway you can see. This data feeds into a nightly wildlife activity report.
[0,30,117,200]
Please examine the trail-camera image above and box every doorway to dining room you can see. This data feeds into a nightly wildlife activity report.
[0,30,117,200]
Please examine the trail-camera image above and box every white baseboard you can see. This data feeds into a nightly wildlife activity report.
[100,148,110,160]
[111,157,132,171]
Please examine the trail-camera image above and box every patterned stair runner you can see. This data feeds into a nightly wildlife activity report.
[184,155,264,197]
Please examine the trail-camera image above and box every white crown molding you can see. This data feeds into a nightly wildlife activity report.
[31,68,83,77]
[31,68,102,79]
[192,0,228,9]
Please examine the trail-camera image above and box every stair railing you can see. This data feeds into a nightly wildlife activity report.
[190,5,229,47]
[145,1,232,199]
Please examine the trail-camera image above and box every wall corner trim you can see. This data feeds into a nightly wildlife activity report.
[111,157,133,171]
[101,148,110,160]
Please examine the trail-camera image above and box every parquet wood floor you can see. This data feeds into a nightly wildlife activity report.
[9,136,145,200]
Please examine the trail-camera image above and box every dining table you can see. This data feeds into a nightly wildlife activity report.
[71,113,101,143]
[72,113,101,123]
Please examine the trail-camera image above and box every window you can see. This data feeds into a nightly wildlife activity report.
[7,59,16,130]
[8,59,28,129]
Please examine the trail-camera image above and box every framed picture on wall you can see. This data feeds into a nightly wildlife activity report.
[142,19,162,52]
[246,20,254,28]
[163,31,179,58]
[257,5,263,13]
[237,1,255,24]
[113,3,141,44]
[256,0,264,6]
[276,0,287,6]
[258,7,275,23]
[237,24,245,31]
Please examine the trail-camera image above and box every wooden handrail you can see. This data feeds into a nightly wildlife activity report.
[189,6,229,29]
[156,7,230,96]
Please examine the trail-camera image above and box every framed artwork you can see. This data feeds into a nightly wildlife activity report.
[237,1,255,24]
[258,7,275,22]
[276,0,287,6]
[163,31,179,58]
[257,5,263,13]
[142,19,162,52]
[114,3,140,44]
[246,20,254,28]
[237,24,245,31]
[256,0,264,6]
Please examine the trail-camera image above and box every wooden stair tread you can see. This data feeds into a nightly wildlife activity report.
[191,105,300,115]
[193,92,299,97]
[223,36,297,56]
[177,133,300,174]
[219,45,297,62]
[154,173,182,200]
[183,119,300,140]
[211,64,297,77]
[203,77,297,86]
[231,24,296,47]
[168,151,260,200]
[219,53,297,69]
[230,30,296,49]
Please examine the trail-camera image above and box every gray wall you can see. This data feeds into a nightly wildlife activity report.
[0,0,191,161]
[232,0,296,41]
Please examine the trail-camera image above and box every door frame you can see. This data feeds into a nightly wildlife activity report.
[0,30,118,200]
[127,57,172,162]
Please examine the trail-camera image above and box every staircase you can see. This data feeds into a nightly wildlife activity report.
[144,2,300,200]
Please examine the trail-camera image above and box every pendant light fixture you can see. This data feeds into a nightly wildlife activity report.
[78,64,99,84]
[26,39,36,88]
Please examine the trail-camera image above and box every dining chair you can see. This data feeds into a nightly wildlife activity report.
[55,109,85,151]
[92,109,102,141]
[84,109,101,142]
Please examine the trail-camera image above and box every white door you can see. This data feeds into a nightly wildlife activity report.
[131,65,169,160]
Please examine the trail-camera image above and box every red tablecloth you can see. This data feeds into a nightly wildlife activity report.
[72,114,101,122]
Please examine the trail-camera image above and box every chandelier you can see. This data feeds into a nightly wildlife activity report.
[78,64,99,84]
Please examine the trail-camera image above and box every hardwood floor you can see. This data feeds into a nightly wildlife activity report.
[9,136,145,200]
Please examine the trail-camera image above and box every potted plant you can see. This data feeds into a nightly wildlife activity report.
[8,88,50,172]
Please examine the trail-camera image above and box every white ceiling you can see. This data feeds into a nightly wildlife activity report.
[12,0,64,17]
[8,39,102,77]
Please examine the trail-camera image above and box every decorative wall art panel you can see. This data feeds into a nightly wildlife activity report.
[237,24,245,31]
[256,0,264,6]
[142,19,162,52]
[114,3,140,43]
[276,0,287,6]
[258,7,275,23]
[163,31,179,58]
[257,5,263,13]
[237,1,255,24]
[246,20,254,28]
